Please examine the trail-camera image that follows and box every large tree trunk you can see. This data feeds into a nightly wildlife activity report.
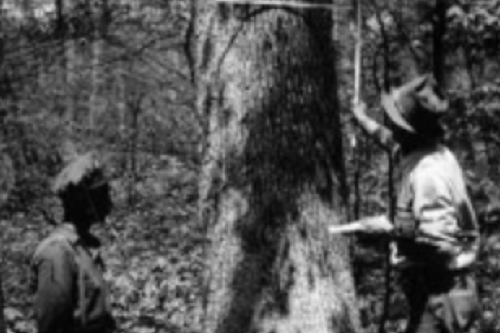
[197,2,359,333]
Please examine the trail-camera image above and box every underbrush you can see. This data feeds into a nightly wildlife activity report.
[2,158,500,333]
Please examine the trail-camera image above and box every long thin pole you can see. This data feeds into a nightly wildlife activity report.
[352,0,362,220]
[215,0,336,9]
[353,0,362,106]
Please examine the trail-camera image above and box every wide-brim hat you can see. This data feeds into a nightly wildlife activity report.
[52,151,107,195]
[381,74,449,135]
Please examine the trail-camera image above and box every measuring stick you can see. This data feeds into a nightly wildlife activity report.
[353,0,362,106]
[215,0,336,9]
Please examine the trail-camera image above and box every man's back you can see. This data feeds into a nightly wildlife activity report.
[31,224,114,333]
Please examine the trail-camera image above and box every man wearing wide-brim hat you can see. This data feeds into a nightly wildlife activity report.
[335,74,481,333]
[31,151,116,333]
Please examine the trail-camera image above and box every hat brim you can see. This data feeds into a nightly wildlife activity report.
[52,152,103,194]
[381,91,415,134]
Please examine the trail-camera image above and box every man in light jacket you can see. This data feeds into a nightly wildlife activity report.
[345,74,481,333]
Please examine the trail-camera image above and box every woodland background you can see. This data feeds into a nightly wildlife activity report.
[1,0,500,332]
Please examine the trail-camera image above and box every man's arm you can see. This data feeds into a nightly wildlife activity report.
[328,212,459,244]
[352,101,396,151]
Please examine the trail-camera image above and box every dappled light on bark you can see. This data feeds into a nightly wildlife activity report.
[197,2,359,333]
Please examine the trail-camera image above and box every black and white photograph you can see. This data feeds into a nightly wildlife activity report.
[0,1,499,333]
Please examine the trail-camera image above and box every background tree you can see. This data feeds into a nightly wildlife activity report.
[0,149,15,333]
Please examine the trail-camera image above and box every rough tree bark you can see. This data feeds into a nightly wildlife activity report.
[196,2,360,333]
[0,3,5,330]
[0,152,14,333]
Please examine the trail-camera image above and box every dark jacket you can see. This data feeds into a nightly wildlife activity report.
[31,223,115,333]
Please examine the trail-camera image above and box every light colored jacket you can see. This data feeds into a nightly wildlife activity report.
[391,144,480,270]
[31,223,115,333]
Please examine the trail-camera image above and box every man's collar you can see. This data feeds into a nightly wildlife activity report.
[397,144,444,173]
[57,223,100,247]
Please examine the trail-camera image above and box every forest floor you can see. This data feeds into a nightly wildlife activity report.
[2,155,500,333]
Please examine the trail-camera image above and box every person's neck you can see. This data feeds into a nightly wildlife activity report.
[400,139,441,157]
[63,218,92,235]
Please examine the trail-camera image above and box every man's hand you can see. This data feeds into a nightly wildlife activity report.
[360,215,394,234]
[352,100,368,120]
[328,215,394,235]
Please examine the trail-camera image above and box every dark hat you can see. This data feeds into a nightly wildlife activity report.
[52,151,106,195]
[381,74,449,135]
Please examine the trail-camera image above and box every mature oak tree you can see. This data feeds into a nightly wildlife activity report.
[196,1,360,333]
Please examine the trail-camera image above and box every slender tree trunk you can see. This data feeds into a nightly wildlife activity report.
[0,267,4,333]
[116,62,126,129]
[128,102,139,206]
[0,153,14,333]
[89,2,101,131]
[433,0,447,85]
[0,111,5,333]
[89,0,109,130]
[55,0,75,135]
[116,60,127,173]
[353,138,362,221]
[56,0,64,33]
[64,0,75,134]
[65,37,76,133]
[0,8,11,325]
[197,2,359,333]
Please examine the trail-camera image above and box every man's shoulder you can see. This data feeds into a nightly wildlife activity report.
[408,146,468,196]
[33,225,78,261]
[413,146,459,173]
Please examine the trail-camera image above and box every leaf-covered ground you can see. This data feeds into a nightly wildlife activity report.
[2,156,500,333]
[1,156,204,333]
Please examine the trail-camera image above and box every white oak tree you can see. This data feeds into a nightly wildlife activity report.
[196,1,360,333]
